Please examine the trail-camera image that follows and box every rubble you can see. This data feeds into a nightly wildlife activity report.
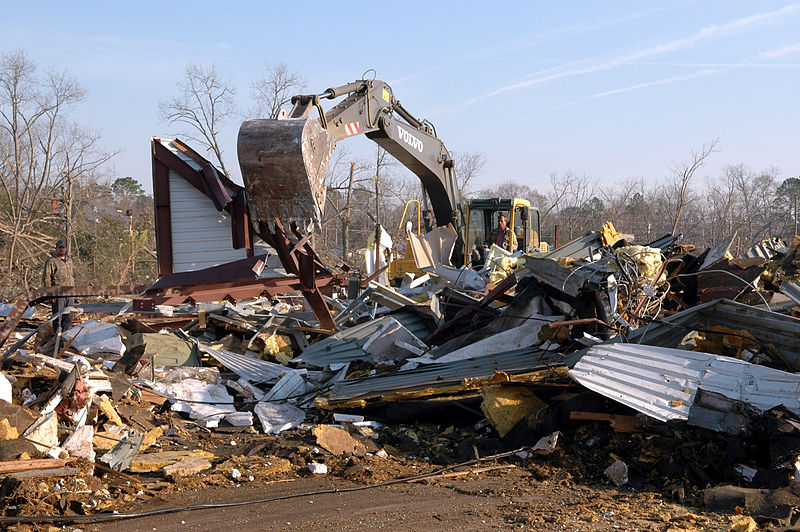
[4,221,800,527]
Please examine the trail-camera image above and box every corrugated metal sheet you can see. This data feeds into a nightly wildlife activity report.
[325,346,566,404]
[741,237,787,260]
[569,343,800,422]
[622,299,800,370]
[200,344,298,384]
[545,233,603,260]
[293,311,434,367]
[780,281,800,306]
[0,303,35,319]
[169,171,250,273]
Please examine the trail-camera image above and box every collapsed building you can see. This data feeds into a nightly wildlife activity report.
[1,77,800,528]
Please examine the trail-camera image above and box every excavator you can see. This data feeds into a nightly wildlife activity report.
[237,76,540,275]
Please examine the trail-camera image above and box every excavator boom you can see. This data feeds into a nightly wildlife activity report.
[237,78,460,236]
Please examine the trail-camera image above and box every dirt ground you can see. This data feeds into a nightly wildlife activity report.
[74,462,737,532]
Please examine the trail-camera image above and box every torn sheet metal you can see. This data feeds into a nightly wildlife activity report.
[362,318,429,362]
[519,257,587,297]
[780,281,800,306]
[368,282,418,310]
[152,378,236,428]
[699,232,736,270]
[622,299,800,370]
[261,371,309,402]
[62,320,125,356]
[293,310,433,367]
[407,225,485,291]
[320,346,569,407]
[696,259,765,303]
[545,233,603,261]
[413,317,557,365]
[742,237,788,260]
[646,234,680,252]
[569,343,800,423]
[407,225,458,268]
[0,303,34,319]
[334,283,418,326]
[254,401,305,434]
[200,343,300,384]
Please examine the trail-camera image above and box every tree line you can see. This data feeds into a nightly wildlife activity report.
[1,51,796,299]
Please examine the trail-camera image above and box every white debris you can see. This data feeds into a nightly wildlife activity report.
[533,431,560,454]
[152,378,236,429]
[333,413,364,423]
[308,462,328,474]
[0,372,11,403]
[225,411,253,427]
[231,468,242,480]
[62,320,125,356]
[254,402,305,434]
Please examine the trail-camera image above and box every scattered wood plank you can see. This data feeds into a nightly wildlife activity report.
[0,458,70,474]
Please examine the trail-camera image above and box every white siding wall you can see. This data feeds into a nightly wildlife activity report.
[169,170,249,273]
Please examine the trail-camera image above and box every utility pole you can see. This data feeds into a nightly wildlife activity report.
[342,162,355,260]
[374,151,380,226]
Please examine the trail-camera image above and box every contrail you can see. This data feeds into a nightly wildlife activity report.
[757,42,800,59]
[391,8,666,85]
[551,70,718,111]
[426,3,799,116]
[551,40,800,110]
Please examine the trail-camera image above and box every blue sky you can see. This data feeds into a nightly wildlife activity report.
[3,1,799,193]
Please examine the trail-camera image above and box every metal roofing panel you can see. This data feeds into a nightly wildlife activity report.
[780,282,800,306]
[200,344,298,384]
[569,343,800,422]
[326,346,566,403]
[162,139,203,171]
[741,237,787,260]
[545,233,603,260]
[293,311,434,367]
[169,170,249,273]
[622,299,800,370]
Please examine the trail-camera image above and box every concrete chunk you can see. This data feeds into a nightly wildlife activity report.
[163,456,212,480]
[312,424,366,456]
[130,450,216,473]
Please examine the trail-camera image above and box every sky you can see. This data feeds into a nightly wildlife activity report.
[2,1,799,194]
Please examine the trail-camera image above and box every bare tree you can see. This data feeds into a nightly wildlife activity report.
[669,138,719,235]
[0,50,93,286]
[453,151,486,199]
[159,63,236,176]
[250,63,306,119]
[547,172,596,239]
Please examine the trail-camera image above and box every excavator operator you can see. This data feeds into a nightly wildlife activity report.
[489,214,517,252]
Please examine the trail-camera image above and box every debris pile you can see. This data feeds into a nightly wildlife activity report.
[2,224,800,527]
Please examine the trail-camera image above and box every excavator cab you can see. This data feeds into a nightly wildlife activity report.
[464,198,539,268]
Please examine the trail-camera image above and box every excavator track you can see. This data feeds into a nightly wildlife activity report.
[237,117,333,228]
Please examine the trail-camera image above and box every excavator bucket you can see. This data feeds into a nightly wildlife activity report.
[237,117,334,229]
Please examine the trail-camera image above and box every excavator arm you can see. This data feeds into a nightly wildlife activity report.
[237,78,461,232]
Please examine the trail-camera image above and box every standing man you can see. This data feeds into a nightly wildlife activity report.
[42,239,76,336]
